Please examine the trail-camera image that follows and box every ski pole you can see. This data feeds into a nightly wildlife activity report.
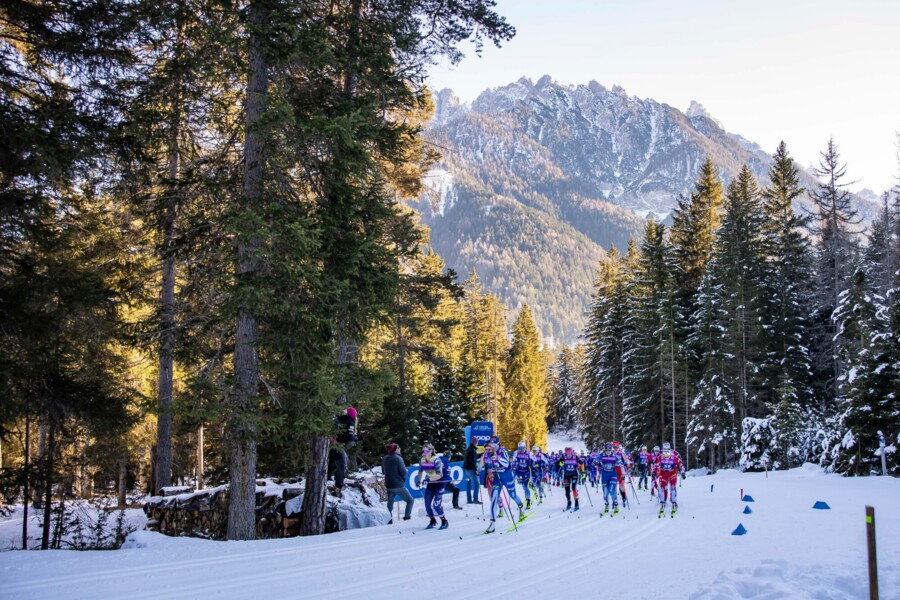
[627,473,641,505]
[581,478,593,507]
[501,487,519,533]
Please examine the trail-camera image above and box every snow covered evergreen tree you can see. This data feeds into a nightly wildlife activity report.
[623,221,677,452]
[808,138,861,409]
[687,254,736,473]
[549,345,585,430]
[669,157,724,460]
[829,264,899,475]
[420,361,476,460]
[583,245,631,447]
[755,142,816,468]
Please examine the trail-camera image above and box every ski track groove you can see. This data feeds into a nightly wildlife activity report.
[1,493,663,600]
[0,526,388,595]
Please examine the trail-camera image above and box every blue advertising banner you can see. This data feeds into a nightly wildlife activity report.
[470,421,494,450]
[403,461,466,499]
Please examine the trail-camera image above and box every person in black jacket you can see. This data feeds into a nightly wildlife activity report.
[463,439,481,504]
[381,443,413,523]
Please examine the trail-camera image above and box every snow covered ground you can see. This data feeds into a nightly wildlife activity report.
[1,464,897,600]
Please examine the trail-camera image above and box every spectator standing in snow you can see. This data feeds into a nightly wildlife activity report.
[463,439,481,504]
[328,406,358,498]
[381,443,413,523]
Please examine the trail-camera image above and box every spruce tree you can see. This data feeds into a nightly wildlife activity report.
[669,156,724,458]
[830,264,898,474]
[717,167,765,436]
[757,142,815,467]
[500,305,548,450]
[622,221,676,451]
[808,138,861,409]
[583,246,628,447]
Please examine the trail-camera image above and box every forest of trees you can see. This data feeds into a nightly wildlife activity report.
[0,0,560,545]
[2,0,896,552]
[577,143,900,477]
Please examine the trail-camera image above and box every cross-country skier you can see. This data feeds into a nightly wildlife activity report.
[481,436,525,534]
[612,441,631,508]
[513,441,534,509]
[418,443,449,530]
[649,445,661,497]
[587,447,602,488]
[560,447,583,511]
[657,442,683,517]
[598,442,620,515]
[636,445,651,490]
[531,445,548,504]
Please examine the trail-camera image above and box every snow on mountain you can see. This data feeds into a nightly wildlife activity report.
[1,466,897,599]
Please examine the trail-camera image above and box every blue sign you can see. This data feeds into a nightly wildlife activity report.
[402,460,468,499]
[470,421,494,450]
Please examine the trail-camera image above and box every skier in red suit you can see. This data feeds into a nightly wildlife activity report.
[657,442,683,517]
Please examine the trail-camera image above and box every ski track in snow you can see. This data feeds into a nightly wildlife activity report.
[0,466,898,600]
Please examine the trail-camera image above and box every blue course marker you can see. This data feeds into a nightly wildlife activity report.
[812,501,831,510]
[742,494,755,502]
[731,524,748,536]
[743,505,752,514]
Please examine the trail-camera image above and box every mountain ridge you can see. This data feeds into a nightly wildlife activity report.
[418,76,878,344]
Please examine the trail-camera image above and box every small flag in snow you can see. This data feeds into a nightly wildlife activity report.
[743,505,752,514]
[731,524,748,536]
[812,501,831,510]
[742,494,755,502]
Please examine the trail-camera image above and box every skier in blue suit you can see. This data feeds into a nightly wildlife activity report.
[598,442,620,515]
[481,436,525,533]
[513,441,534,509]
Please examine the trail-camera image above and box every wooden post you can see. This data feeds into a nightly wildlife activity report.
[866,505,878,600]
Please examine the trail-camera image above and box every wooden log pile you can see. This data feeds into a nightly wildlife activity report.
[144,479,364,539]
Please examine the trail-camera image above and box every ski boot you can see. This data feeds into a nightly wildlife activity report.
[671,502,678,517]
[518,506,526,522]
[484,520,496,534]
[565,502,572,512]
[613,504,620,516]
[439,518,449,530]
[573,501,580,512]
[603,503,610,515]
[659,503,666,518]
[426,517,437,529]
[525,499,531,510]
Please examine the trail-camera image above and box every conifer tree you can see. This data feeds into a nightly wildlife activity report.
[716,167,765,434]
[548,346,585,430]
[830,264,898,474]
[669,157,724,458]
[756,142,815,466]
[622,221,676,451]
[687,248,736,473]
[808,138,861,409]
[500,305,548,450]
[583,246,628,447]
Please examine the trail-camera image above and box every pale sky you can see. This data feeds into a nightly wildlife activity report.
[428,0,900,194]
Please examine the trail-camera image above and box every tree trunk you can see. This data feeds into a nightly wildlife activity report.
[117,455,128,508]
[196,425,204,490]
[41,421,54,550]
[300,436,330,536]
[154,11,186,494]
[22,415,30,550]
[33,416,47,509]
[227,0,268,542]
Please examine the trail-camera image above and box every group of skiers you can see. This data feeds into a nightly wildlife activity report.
[384,433,686,534]
[545,441,684,518]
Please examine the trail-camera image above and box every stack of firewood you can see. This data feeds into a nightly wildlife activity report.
[145,479,357,539]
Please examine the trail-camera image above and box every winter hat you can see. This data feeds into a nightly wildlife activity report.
[384,443,398,454]
[346,406,357,419]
